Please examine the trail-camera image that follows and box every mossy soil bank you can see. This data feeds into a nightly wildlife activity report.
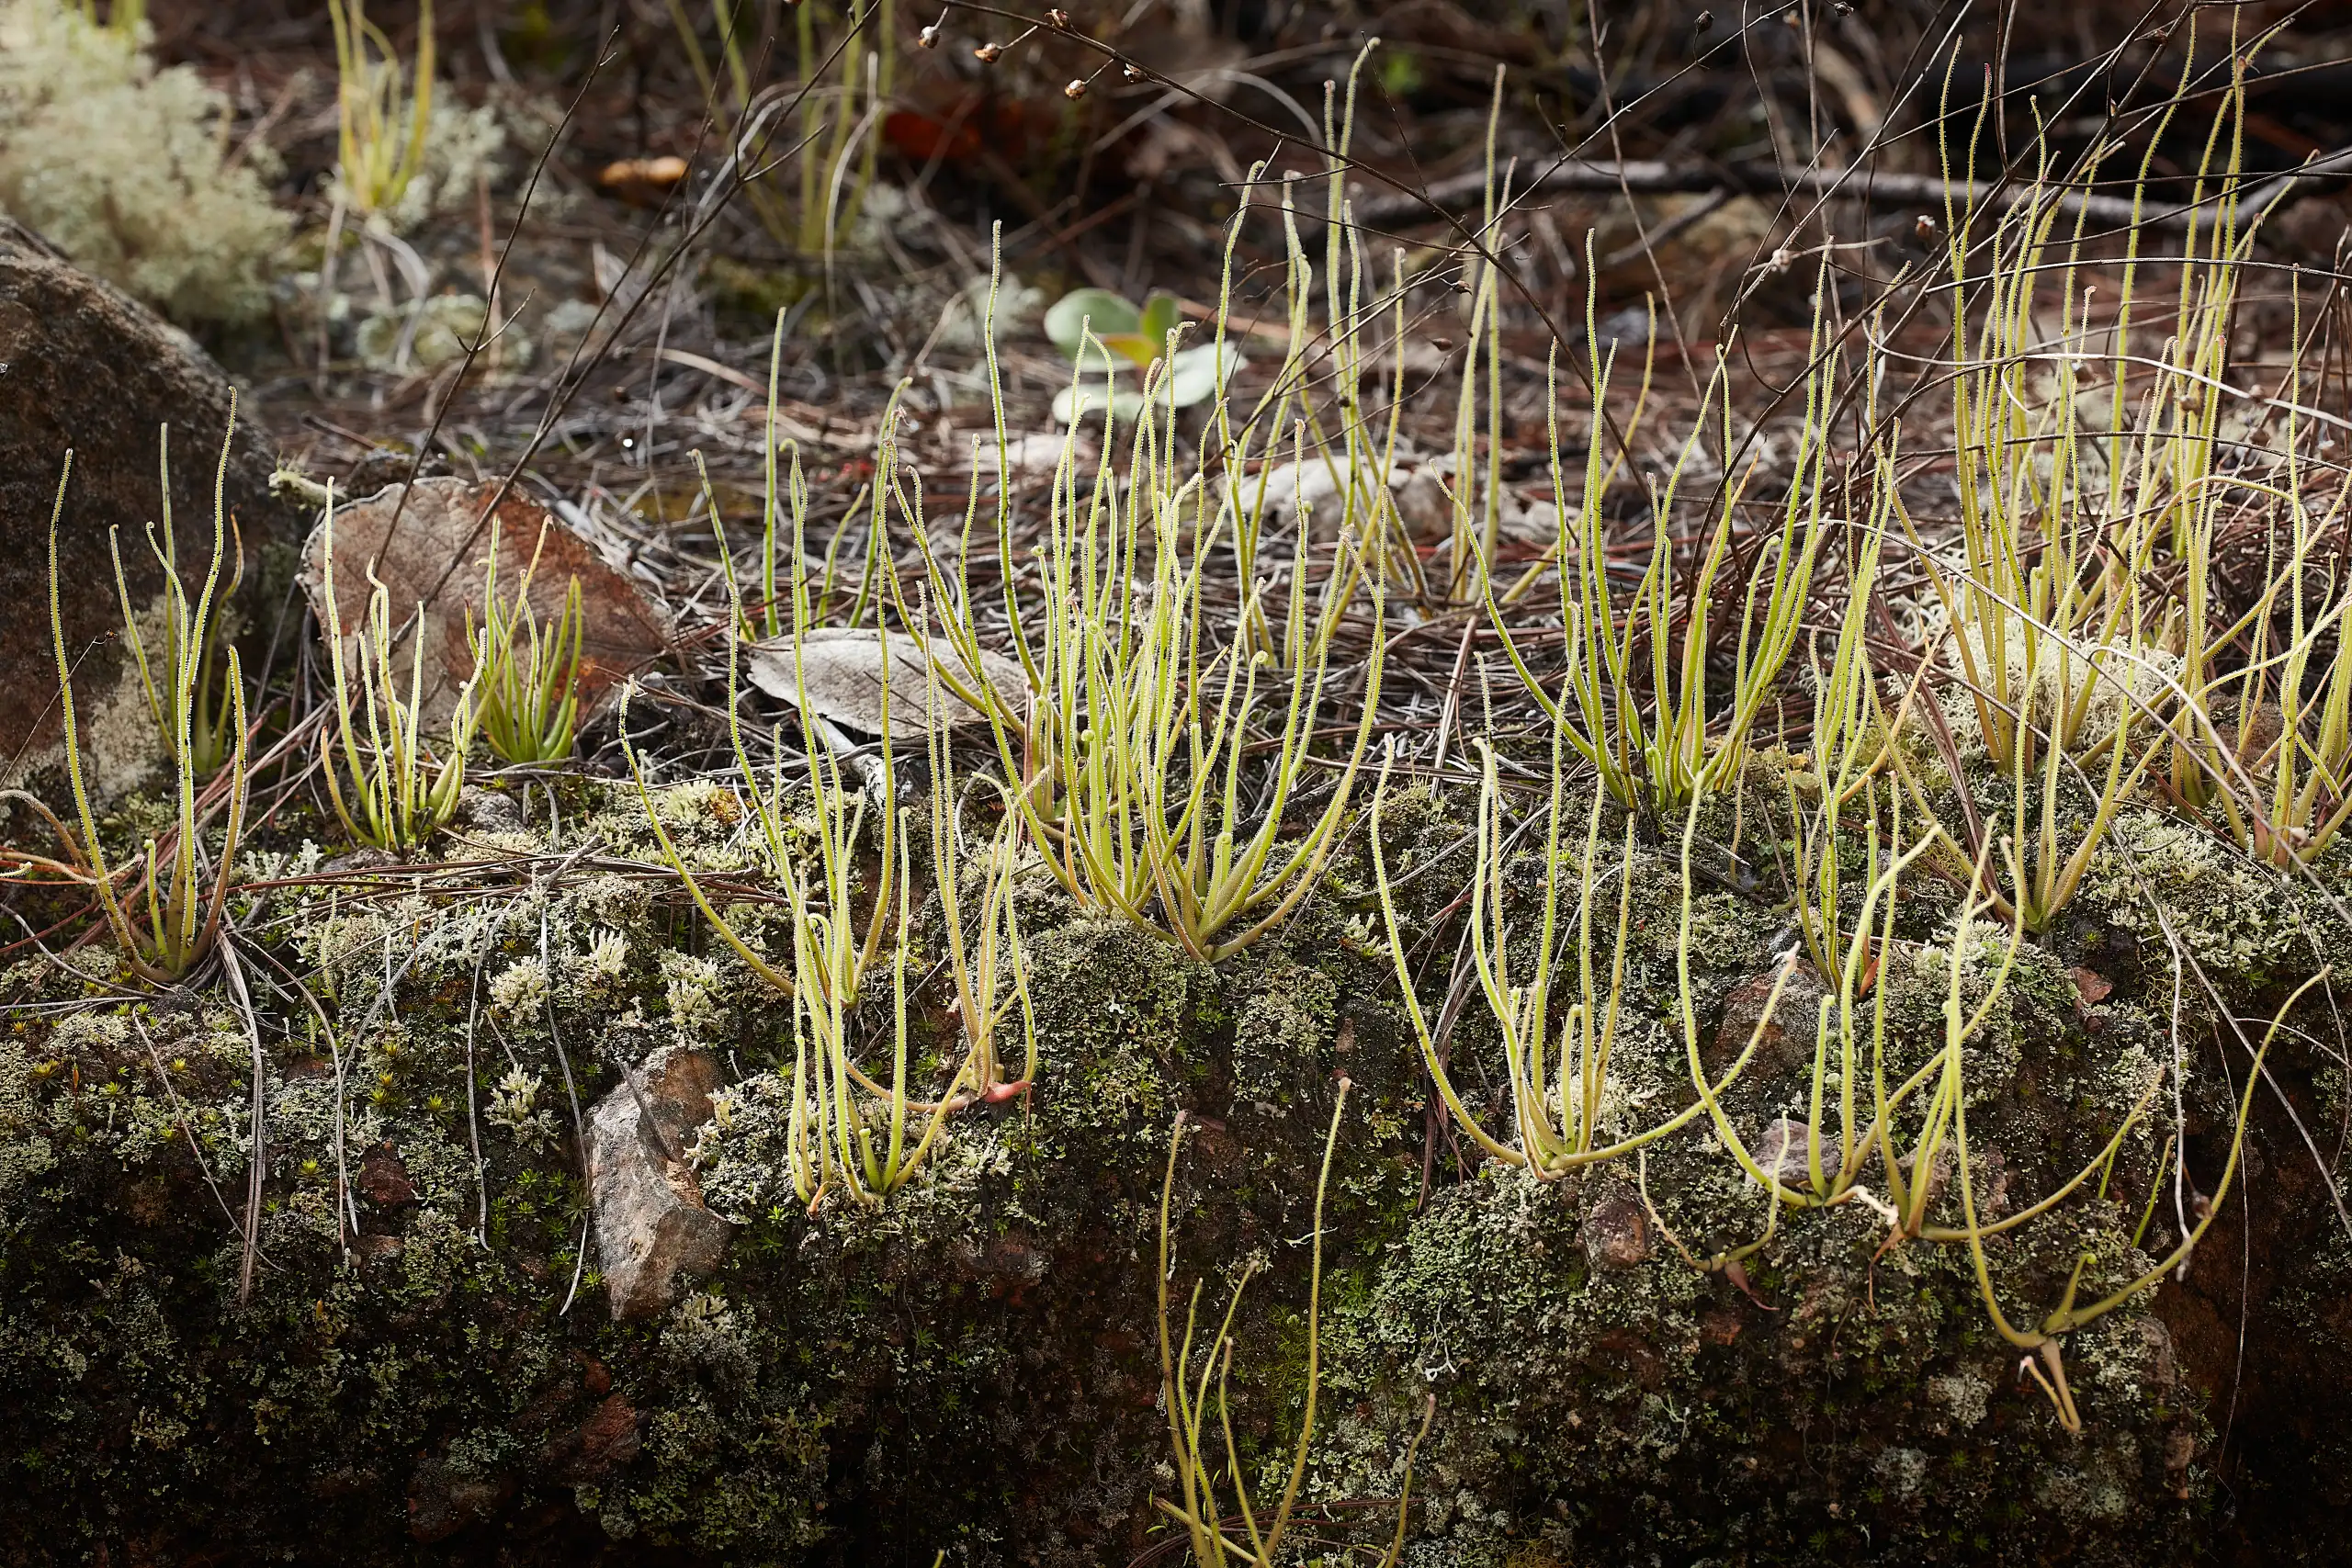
[4,766,2349,1567]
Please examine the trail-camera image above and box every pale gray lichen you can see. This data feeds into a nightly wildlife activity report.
[0,0,290,323]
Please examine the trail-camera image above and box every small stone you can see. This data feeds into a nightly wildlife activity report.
[2165,1428,2196,1498]
[543,1393,640,1482]
[1593,1327,1664,1388]
[2141,1318,2179,1393]
[1756,1117,1839,1187]
[356,1142,417,1206]
[1710,963,1828,1080]
[458,784,523,835]
[1582,1190,1652,1269]
[588,1047,734,1321]
[1390,468,1451,544]
[407,1458,512,1543]
[318,846,401,877]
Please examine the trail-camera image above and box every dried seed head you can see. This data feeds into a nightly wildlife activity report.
[1694,8,1713,29]
[1047,6,1071,25]
[1064,77,1088,99]
[974,41,1001,62]
[1913,212,1938,244]
[918,23,940,47]
[1121,61,1146,83]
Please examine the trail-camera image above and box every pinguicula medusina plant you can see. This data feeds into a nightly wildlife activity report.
[1366,733,1795,1178]
[317,486,479,853]
[465,517,585,766]
[6,414,250,985]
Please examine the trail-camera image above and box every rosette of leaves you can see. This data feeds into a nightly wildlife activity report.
[1046,288,1242,424]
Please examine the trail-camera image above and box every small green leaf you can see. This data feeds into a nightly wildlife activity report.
[1051,343,1245,423]
[1044,288,1140,357]
[1052,370,1145,425]
[1138,291,1184,348]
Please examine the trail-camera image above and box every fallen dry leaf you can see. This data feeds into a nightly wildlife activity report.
[300,477,670,729]
[742,627,1026,739]
[597,155,689,205]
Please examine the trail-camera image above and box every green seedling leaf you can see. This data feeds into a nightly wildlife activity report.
[1050,372,1139,426]
[1045,288,1140,358]
[1138,290,1184,347]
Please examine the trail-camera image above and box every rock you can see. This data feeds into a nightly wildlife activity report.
[455,784,523,835]
[356,1142,417,1207]
[587,1046,732,1321]
[1581,1188,1653,1269]
[542,1393,641,1483]
[1756,1116,1841,1187]
[1391,466,1452,543]
[0,219,298,795]
[406,1458,513,1543]
[1709,960,1829,1080]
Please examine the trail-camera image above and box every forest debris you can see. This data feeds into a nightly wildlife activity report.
[978,430,1092,479]
[597,155,687,204]
[743,626,1025,739]
[299,476,669,729]
[731,397,880,449]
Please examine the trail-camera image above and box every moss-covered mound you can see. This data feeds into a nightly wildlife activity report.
[3,773,2349,1567]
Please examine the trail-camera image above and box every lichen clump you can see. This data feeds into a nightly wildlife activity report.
[0,0,290,324]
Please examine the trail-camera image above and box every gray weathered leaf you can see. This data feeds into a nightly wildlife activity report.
[742,628,1026,738]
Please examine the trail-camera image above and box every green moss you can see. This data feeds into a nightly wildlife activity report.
[2075,807,2321,998]
[4,750,2345,1564]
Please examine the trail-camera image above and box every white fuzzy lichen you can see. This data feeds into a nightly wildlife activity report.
[486,1066,557,1148]
[0,0,290,323]
[661,952,725,1041]
[489,958,551,1022]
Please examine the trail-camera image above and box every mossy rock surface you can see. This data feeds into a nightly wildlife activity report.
[2,781,2348,1566]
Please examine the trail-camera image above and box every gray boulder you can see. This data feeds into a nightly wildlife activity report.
[0,218,296,795]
